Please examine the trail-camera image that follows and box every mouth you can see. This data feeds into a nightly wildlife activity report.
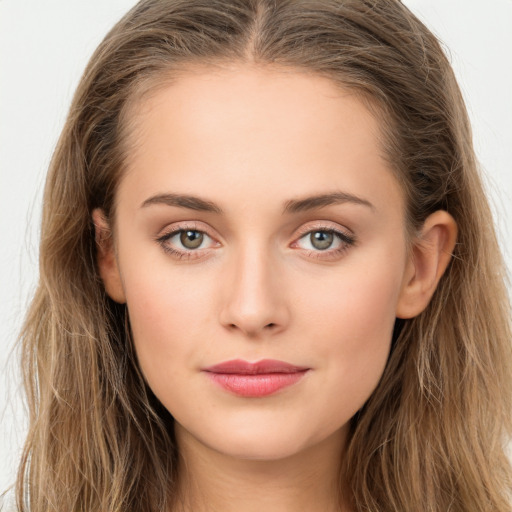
[202,359,310,397]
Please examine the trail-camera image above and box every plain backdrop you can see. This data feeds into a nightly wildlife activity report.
[1,0,511,494]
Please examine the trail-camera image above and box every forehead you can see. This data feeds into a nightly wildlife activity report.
[117,64,403,220]
[124,64,384,158]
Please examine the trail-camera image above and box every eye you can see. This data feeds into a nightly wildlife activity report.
[293,227,356,258]
[156,226,218,259]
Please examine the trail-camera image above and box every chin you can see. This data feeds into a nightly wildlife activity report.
[208,434,309,462]
[179,414,341,463]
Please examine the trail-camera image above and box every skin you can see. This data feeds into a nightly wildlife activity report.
[94,65,457,512]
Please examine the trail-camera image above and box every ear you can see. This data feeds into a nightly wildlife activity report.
[396,210,457,319]
[92,209,126,304]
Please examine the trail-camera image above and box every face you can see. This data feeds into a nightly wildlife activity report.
[103,65,414,461]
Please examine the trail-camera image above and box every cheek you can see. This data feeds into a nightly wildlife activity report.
[329,273,397,382]
[298,255,405,416]
[122,262,211,389]
[300,249,404,347]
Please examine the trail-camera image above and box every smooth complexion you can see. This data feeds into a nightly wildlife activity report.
[94,65,456,512]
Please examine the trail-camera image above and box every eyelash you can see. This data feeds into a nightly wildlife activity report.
[155,223,356,261]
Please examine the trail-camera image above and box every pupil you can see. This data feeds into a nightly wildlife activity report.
[180,230,203,249]
[311,231,333,250]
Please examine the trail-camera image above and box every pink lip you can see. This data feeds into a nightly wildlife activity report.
[202,359,310,397]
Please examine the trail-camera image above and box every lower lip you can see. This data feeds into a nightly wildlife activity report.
[205,371,309,397]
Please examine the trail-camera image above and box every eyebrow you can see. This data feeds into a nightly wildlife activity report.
[141,193,224,213]
[282,192,375,214]
[141,191,374,214]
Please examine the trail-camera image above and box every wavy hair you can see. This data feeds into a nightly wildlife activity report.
[16,0,512,510]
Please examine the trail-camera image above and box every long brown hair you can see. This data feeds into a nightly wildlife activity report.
[16,1,512,510]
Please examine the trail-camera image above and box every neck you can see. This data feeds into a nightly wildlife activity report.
[172,425,352,512]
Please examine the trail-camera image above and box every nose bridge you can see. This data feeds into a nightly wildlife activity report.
[219,237,289,337]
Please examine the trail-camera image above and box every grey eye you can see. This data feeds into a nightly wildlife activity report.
[309,231,334,250]
[179,230,204,249]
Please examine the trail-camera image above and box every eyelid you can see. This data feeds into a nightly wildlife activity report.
[156,220,217,238]
[292,221,355,242]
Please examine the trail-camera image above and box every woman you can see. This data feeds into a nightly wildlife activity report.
[11,0,512,510]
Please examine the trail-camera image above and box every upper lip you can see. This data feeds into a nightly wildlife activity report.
[203,359,309,374]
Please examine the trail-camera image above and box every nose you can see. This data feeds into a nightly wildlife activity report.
[218,243,290,338]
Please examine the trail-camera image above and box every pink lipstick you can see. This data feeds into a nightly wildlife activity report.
[202,359,309,397]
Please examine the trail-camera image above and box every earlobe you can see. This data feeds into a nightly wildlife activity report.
[92,209,126,304]
[396,210,457,319]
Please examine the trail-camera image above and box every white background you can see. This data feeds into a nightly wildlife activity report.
[1,0,511,494]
